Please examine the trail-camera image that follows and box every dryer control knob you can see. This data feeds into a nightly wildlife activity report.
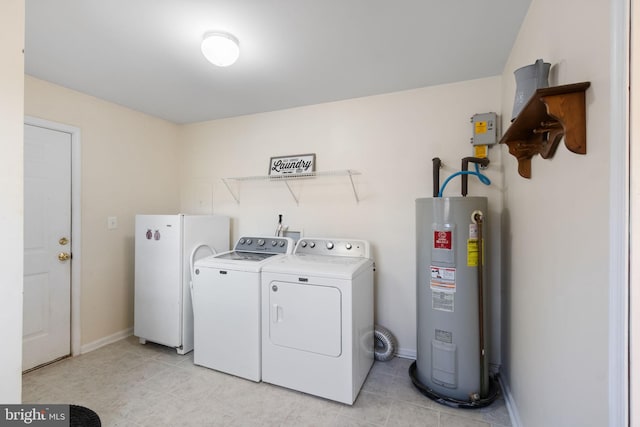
[309,242,316,248]
[246,239,253,245]
[271,240,277,246]
[345,243,352,250]
[239,239,246,245]
[300,241,307,248]
[326,241,334,250]
[279,241,285,247]
[257,239,265,246]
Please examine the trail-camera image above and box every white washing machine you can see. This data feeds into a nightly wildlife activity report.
[192,236,294,382]
[261,237,374,405]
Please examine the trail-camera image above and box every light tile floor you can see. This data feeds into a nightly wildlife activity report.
[23,336,512,427]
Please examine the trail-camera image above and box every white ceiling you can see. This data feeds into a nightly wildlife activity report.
[25,0,532,124]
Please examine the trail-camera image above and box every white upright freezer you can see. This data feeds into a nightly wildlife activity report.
[134,214,230,354]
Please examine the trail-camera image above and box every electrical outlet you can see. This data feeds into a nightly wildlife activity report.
[107,216,118,230]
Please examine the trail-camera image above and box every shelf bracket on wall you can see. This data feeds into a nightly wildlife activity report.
[347,172,360,203]
[282,180,300,205]
[221,178,240,204]
[499,82,591,178]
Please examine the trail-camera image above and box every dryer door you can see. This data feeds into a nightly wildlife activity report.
[268,281,341,357]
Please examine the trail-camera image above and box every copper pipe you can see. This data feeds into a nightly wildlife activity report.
[461,157,490,197]
[475,212,488,397]
[432,157,441,198]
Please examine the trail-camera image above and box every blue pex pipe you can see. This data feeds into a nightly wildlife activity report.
[438,163,490,197]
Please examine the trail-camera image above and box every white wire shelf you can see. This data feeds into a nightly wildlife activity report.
[222,170,362,204]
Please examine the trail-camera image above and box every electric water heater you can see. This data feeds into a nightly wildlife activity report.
[412,196,491,405]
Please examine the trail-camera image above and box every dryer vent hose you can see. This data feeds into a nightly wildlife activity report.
[188,243,216,303]
[374,325,397,362]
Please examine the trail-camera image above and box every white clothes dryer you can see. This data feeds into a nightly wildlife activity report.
[261,238,374,405]
[192,236,294,382]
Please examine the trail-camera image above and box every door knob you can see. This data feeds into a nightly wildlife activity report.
[59,237,69,246]
[58,252,71,261]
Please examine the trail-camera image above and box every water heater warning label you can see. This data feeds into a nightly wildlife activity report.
[434,231,452,250]
[430,266,456,291]
[435,329,453,344]
[432,291,454,312]
[467,239,479,267]
[467,239,484,267]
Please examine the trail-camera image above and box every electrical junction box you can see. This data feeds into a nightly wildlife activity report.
[470,113,498,146]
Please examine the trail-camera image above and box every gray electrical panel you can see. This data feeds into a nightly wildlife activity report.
[470,113,498,146]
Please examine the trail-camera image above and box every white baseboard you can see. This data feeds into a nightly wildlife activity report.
[497,373,522,427]
[80,328,133,354]
[395,347,417,359]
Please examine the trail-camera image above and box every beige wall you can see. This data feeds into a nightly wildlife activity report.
[0,0,24,403]
[24,76,181,345]
[22,75,505,362]
[500,0,610,425]
[179,77,504,360]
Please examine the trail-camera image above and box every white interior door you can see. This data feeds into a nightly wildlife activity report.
[23,124,72,371]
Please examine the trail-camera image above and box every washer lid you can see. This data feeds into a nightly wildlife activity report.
[194,251,284,272]
[261,253,373,279]
[214,251,279,262]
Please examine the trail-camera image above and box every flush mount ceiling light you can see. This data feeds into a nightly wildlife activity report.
[201,32,240,67]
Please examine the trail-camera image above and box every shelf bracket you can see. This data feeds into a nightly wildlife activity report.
[541,90,587,156]
[282,180,300,205]
[347,171,360,203]
[222,178,240,204]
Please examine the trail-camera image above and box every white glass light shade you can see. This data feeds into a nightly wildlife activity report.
[201,32,240,67]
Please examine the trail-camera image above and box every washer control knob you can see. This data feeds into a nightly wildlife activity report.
[257,239,265,246]
[300,241,307,248]
[279,241,285,247]
[309,242,316,248]
[246,239,252,245]
[326,241,334,250]
[271,240,277,246]
[239,238,246,245]
[345,243,352,250]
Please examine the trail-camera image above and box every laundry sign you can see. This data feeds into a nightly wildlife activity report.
[269,153,316,176]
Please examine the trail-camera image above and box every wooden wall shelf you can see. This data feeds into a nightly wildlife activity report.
[499,82,591,178]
